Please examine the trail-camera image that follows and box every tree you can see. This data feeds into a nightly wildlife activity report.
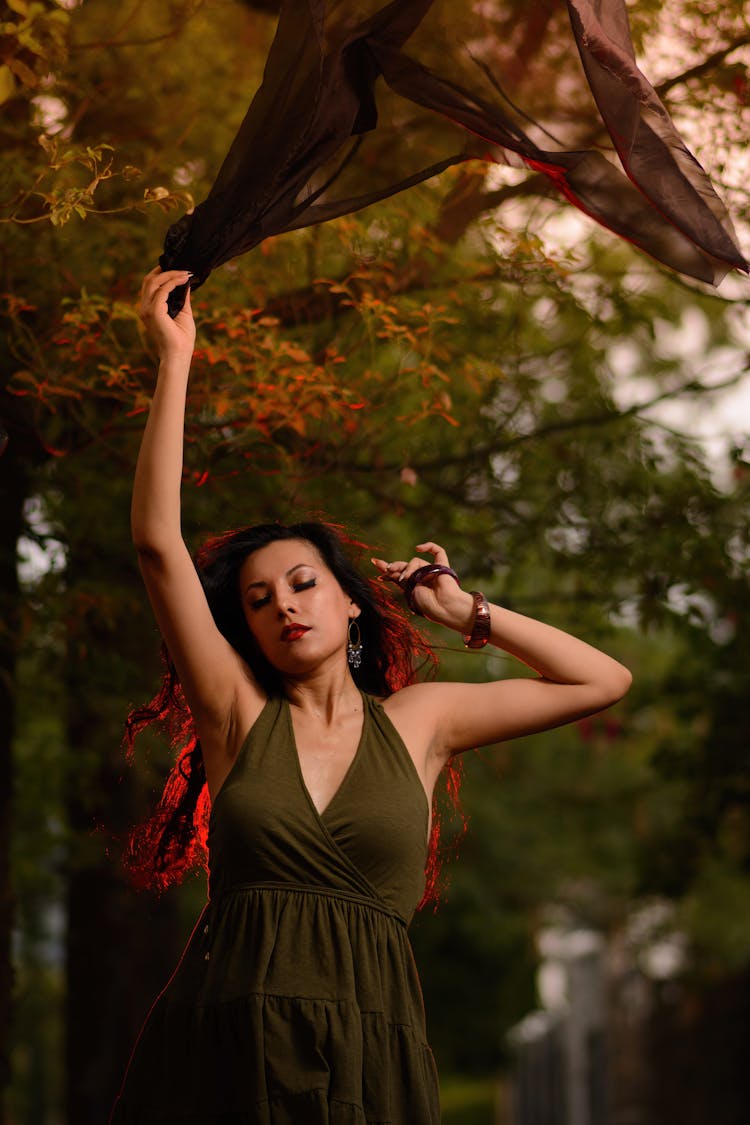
[2,0,749,1120]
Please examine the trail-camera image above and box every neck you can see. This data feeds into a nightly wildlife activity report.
[283,660,361,722]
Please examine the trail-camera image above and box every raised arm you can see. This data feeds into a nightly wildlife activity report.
[133,270,263,765]
[132,269,196,552]
[376,543,632,764]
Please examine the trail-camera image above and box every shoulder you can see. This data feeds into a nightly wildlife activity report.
[378,681,449,747]
[379,680,449,716]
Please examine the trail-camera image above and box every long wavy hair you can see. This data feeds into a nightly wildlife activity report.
[125,521,463,907]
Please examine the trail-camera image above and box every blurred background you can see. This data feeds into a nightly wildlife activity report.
[1,1,749,1122]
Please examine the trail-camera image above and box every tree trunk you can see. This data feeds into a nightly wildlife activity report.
[0,427,28,1125]
[0,377,54,1125]
[63,483,183,1124]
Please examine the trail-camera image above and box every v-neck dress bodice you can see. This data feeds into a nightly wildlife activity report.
[110,694,440,1125]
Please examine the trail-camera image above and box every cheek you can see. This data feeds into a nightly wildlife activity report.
[317,588,352,627]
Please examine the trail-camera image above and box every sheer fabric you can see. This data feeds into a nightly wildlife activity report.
[161,0,747,312]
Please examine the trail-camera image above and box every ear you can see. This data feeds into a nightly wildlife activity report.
[348,600,362,620]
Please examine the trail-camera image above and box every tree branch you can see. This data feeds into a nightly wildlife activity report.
[431,171,553,244]
[340,367,750,476]
[655,35,750,98]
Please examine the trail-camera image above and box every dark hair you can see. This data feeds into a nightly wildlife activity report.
[124,521,462,907]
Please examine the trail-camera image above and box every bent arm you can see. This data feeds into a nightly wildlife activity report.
[408,595,630,763]
[376,545,631,763]
[452,591,631,700]
[434,591,631,757]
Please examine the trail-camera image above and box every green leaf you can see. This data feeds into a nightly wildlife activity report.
[0,65,16,106]
[7,55,38,88]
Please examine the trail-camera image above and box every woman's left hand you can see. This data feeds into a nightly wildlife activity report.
[372,542,474,631]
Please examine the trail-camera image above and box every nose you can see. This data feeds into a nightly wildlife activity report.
[273,588,298,617]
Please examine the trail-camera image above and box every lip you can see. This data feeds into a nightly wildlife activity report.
[280,624,311,642]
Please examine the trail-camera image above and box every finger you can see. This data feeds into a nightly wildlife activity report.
[150,267,192,282]
[153,270,192,295]
[140,268,160,299]
[172,286,194,331]
[415,541,449,565]
[140,266,174,295]
[142,269,190,303]
[372,559,408,588]
[141,273,191,319]
[176,282,192,316]
[398,556,429,585]
[377,560,409,585]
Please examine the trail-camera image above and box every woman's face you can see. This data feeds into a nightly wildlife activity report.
[238,538,360,675]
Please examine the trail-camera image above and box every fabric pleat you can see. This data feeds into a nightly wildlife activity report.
[110,889,440,1124]
[161,0,746,313]
[110,696,439,1124]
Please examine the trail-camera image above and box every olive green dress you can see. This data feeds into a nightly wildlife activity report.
[110,693,440,1124]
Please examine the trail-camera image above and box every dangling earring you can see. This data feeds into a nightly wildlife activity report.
[347,619,363,669]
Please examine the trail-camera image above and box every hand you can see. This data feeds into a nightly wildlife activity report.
[139,267,196,362]
[372,541,474,630]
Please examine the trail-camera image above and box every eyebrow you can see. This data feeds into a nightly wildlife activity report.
[243,562,314,593]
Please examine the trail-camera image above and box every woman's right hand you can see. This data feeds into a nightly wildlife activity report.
[139,267,196,362]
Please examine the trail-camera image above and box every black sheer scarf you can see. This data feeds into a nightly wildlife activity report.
[161,0,747,313]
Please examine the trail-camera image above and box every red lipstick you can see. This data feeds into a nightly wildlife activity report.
[281,624,311,642]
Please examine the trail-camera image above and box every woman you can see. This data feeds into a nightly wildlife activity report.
[110,267,632,1124]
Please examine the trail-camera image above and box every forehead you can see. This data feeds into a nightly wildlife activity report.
[239,538,326,582]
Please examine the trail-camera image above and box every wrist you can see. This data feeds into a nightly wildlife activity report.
[429,589,475,632]
[461,591,492,649]
[157,353,193,377]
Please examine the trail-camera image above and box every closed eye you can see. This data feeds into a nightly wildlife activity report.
[247,578,316,611]
[293,578,316,593]
[248,594,271,610]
